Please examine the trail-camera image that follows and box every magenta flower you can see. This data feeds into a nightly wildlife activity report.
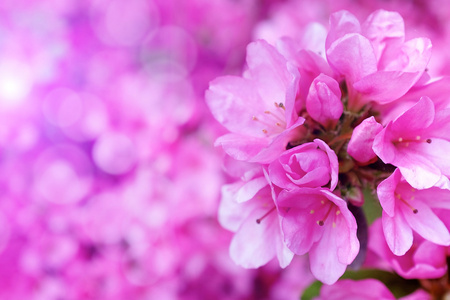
[277,188,359,284]
[219,167,294,269]
[314,279,396,300]
[326,10,432,109]
[369,218,447,280]
[316,278,431,300]
[268,139,338,190]
[206,39,305,163]
[373,96,450,189]
[348,116,383,165]
[377,169,450,255]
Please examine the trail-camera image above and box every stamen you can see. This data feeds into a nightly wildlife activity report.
[396,193,419,214]
[256,206,276,224]
[317,203,334,226]
[276,102,285,110]
[395,136,432,146]
[251,106,287,134]
[264,109,285,123]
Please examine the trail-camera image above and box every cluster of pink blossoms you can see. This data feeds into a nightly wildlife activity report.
[6,0,450,299]
[207,8,450,296]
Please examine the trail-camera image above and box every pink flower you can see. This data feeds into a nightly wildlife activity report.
[206,39,305,163]
[219,166,294,269]
[347,116,383,164]
[314,279,396,300]
[268,139,339,190]
[369,218,447,280]
[315,277,431,300]
[373,96,450,189]
[306,74,343,128]
[277,188,359,284]
[377,169,450,255]
[326,10,432,109]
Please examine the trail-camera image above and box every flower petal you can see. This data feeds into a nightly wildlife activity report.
[382,210,413,256]
[402,201,450,246]
[327,33,377,83]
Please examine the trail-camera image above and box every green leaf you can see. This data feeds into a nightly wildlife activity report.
[301,280,322,300]
[362,186,382,225]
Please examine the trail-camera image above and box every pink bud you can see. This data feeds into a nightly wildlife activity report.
[306,74,343,127]
[348,116,383,164]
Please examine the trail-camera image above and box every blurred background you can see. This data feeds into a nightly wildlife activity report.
[1,0,450,299]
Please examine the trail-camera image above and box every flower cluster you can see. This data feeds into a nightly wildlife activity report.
[5,0,450,299]
[207,9,450,290]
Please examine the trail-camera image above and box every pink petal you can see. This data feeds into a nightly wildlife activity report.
[390,96,435,133]
[314,139,339,190]
[413,241,447,274]
[326,10,361,50]
[372,122,396,163]
[361,10,405,61]
[353,70,418,104]
[215,133,269,161]
[249,117,305,164]
[218,182,267,231]
[380,38,432,73]
[392,240,447,279]
[245,40,298,116]
[308,209,359,285]
[318,279,395,300]
[362,10,405,38]
[278,190,324,255]
[230,206,284,268]
[382,210,413,256]
[235,176,269,203]
[206,76,263,137]
[306,74,343,126]
[397,151,442,190]
[348,116,383,163]
[377,169,402,217]
[326,33,377,83]
[402,201,450,246]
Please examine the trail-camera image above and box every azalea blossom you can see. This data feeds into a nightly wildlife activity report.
[277,188,359,284]
[377,169,450,255]
[369,218,448,279]
[305,73,343,128]
[219,165,294,269]
[315,278,431,300]
[326,9,432,110]
[347,116,383,164]
[206,39,305,163]
[268,139,339,190]
[373,96,450,189]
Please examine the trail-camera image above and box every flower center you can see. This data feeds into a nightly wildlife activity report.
[394,136,432,147]
[252,102,287,136]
